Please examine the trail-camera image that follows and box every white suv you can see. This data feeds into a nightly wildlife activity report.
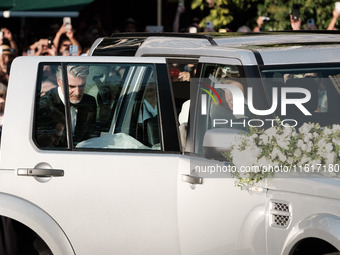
[1,32,340,255]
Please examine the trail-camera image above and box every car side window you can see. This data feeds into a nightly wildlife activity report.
[261,66,340,128]
[167,60,198,151]
[34,63,162,151]
[35,64,67,148]
[194,63,248,155]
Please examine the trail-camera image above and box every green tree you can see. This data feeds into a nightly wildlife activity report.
[191,0,337,31]
[191,0,261,31]
[260,0,335,30]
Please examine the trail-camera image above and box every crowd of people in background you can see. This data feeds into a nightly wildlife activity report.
[0,4,340,93]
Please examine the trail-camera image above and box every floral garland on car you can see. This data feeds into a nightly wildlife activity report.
[222,120,340,189]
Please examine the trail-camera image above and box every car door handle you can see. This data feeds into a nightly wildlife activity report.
[17,168,64,177]
[181,174,203,185]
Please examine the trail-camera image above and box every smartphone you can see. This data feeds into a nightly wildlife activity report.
[292,4,300,21]
[63,17,71,32]
[307,18,315,26]
[47,39,53,48]
[206,21,213,29]
[336,2,340,11]
[69,45,78,56]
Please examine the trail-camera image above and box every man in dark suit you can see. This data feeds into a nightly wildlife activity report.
[37,65,97,147]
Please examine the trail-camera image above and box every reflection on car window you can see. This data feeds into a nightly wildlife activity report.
[194,63,248,154]
[34,63,162,151]
[167,60,198,151]
[261,66,340,128]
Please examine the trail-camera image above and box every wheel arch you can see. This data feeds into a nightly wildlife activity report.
[0,192,75,255]
[282,213,340,255]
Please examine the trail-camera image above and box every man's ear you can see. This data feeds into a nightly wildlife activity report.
[56,78,63,87]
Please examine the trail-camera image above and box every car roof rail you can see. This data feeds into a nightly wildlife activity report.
[89,32,217,56]
[108,32,217,44]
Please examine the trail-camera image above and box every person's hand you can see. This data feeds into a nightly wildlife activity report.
[33,39,45,56]
[45,44,57,56]
[30,39,56,56]
[256,16,264,28]
[333,8,340,19]
[253,16,264,32]
[57,24,67,36]
[178,71,191,81]
[290,14,301,30]
[65,25,74,39]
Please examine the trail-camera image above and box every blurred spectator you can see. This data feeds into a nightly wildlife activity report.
[253,16,264,32]
[188,18,201,33]
[327,7,340,30]
[0,82,7,131]
[1,28,18,56]
[305,18,317,30]
[53,24,82,56]
[0,44,16,84]
[29,39,57,56]
[237,25,251,32]
[41,65,58,96]
[204,21,215,32]
[173,5,201,34]
[78,15,107,55]
[290,14,301,30]
[124,18,138,32]
[173,3,186,32]
[290,15,318,31]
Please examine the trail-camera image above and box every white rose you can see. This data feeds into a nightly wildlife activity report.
[332,124,340,131]
[323,127,332,136]
[297,139,304,148]
[318,138,327,148]
[299,123,313,134]
[295,148,302,157]
[325,143,333,153]
[277,139,289,150]
[264,127,277,137]
[326,152,336,165]
[332,137,340,146]
[259,134,269,145]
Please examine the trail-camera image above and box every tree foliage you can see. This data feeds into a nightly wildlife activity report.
[191,0,338,31]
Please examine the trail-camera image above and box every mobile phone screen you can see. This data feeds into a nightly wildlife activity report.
[69,45,78,56]
[63,17,71,31]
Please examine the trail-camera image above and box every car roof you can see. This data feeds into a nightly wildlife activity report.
[89,31,340,66]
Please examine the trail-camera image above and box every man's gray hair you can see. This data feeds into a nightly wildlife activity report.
[56,65,89,81]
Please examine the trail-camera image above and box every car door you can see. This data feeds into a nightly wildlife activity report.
[177,57,267,255]
[1,56,181,254]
